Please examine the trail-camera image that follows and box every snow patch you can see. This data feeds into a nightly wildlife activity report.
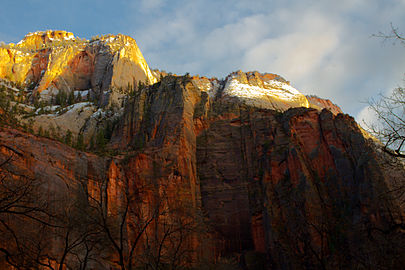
[104,36,116,43]
[18,103,35,110]
[192,79,220,98]
[65,102,92,112]
[35,105,60,114]
[263,80,303,100]
[224,78,302,101]
[64,34,75,41]
[26,31,44,37]
[222,75,308,110]
[92,108,106,119]
[74,90,90,98]
[39,88,55,97]
[204,80,220,98]
[0,81,20,92]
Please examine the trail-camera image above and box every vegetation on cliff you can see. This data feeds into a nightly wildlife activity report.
[0,30,404,270]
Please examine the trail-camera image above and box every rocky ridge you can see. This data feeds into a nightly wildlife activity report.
[0,30,156,99]
[0,30,159,142]
[0,31,403,270]
[0,30,340,148]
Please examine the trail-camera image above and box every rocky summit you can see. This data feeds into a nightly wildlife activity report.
[0,31,404,270]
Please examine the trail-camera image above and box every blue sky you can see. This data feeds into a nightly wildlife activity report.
[1,0,405,120]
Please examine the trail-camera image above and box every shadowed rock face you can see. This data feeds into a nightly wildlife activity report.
[108,76,404,268]
[1,76,404,269]
[0,127,107,196]
[0,34,404,269]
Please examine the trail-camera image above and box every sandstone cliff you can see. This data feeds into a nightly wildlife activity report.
[306,95,343,115]
[110,76,405,269]
[0,30,158,143]
[0,31,404,270]
[0,30,156,99]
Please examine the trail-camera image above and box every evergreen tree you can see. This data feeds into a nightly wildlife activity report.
[44,129,50,138]
[76,133,84,151]
[27,119,34,134]
[127,82,133,95]
[64,130,72,146]
[38,126,43,137]
[89,135,95,150]
[55,90,68,106]
[67,91,75,105]
[104,121,113,141]
[76,92,82,103]
[11,105,17,114]
[49,124,56,139]
[96,129,106,151]
[138,80,144,91]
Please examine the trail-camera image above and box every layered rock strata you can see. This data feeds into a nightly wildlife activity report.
[0,31,404,270]
[0,30,156,100]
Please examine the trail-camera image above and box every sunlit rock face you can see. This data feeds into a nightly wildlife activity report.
[0,30,156,100]
[0,30,158,142]
[16,30,76,50]
[0,45,35,85]
[0,32,404,270]
[190,71,310,112]
[306,95,343,115]
[221,71,309,111]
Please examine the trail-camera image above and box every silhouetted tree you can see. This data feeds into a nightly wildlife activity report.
[367,25,405,158]
[0,154,57,268]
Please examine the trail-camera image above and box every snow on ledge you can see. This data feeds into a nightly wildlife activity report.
[222,75,309,110]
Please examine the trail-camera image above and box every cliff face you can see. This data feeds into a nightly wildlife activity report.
[1,76,403,269]
[108,76,404,269]
[0,30,156,97]
[0,32,404,270]
[0,31,158,145]
[0,127,107,192]
[0,31,331,148]
[306,95,343,115]
[221,71,310,111]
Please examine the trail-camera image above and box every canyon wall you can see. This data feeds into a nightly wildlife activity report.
[0,31,404,270]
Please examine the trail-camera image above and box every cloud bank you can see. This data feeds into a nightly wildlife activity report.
[1,0,405,119]
[130,0,405,117]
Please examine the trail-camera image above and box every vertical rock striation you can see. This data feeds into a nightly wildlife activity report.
[0,31,403,269]
[0,31,156,102]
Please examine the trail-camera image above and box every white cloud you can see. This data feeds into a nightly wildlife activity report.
[356,105,379,130]
[243,30,340,81]
[129,0,405,116]
[202,14,270,58]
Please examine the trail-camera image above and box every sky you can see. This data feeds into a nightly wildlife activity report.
[1,0,405,122]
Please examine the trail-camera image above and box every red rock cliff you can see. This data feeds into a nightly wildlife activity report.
[110,76,404,269]
[0,75,404,269]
